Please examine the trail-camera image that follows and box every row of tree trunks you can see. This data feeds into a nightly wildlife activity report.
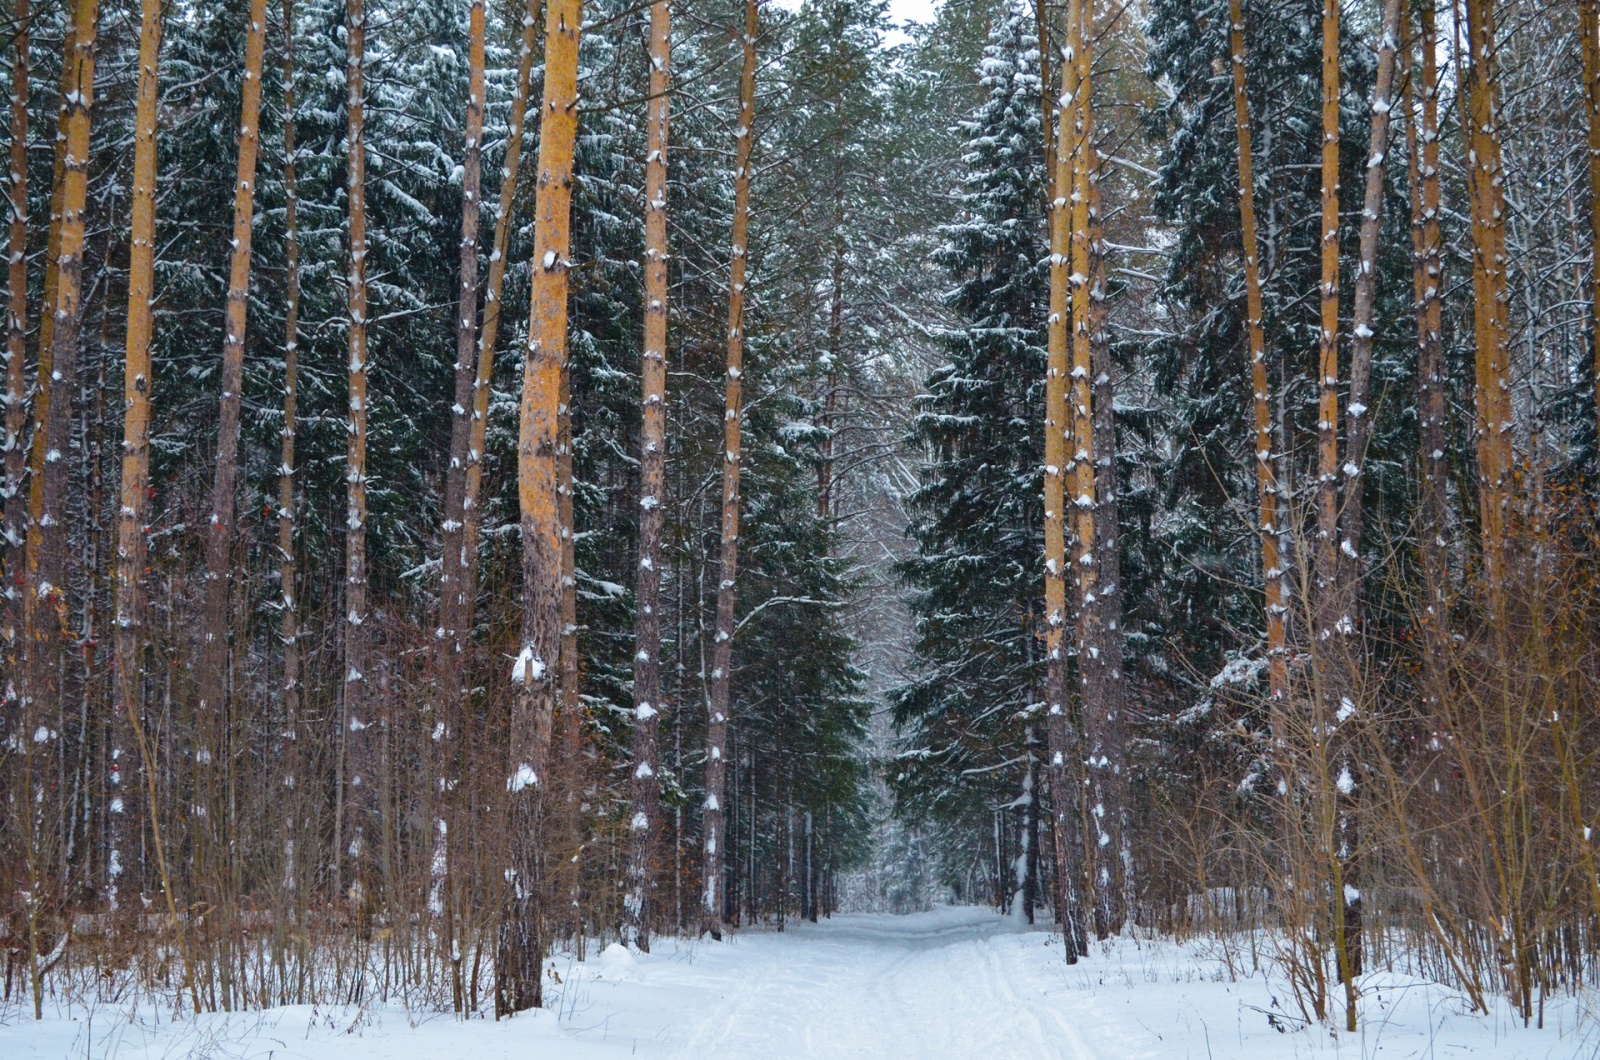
[501,0,582,1015]
[626,0,672,954]
[704,0,760,943]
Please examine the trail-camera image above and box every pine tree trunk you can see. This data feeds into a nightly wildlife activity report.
[277,0,303,911]
[1340,0,1401,599]
[1462,0,1513,613]
[338,0,373,902]
[463,0,541,628]
[110,0,164,917]
[1313,0,1342,648]
[1043,0,1082,963]
[626,0,671,954]
[430,0,488,954]
[1065,0,1120,940]
[438,0,487,730]
[2,0,28,655]
[500,0,582,1015]
[1405,0,1449,654]
[195,0,271,878]
[22,0,98,828]
[704,0,758,943]
[1227,0,1287,707]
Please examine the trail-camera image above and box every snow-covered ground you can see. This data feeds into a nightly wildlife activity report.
[4,906,1594,1058]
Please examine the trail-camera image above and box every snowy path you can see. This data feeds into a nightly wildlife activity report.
[5,906,1594,1058]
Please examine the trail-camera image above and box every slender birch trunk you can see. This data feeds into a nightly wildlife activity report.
[2,0,28,653]
[338,0,373,901]
[626,0,671,954]
[110,0,163,915]
[500,0,582,1015]
[1462,0,1512,611]
[704,0,758,942]
[1227,0,1287,706]
[1044,7,1083,964]
[195,0,271,869]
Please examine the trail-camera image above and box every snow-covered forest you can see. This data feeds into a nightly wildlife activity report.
[3,0,1600,1052]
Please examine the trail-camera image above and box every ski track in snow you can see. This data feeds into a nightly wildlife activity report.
[4,906,1596,1058]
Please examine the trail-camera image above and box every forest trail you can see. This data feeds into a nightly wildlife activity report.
[5,907,1583,1058]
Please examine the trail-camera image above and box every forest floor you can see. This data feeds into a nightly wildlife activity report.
[3,905,1594,1058]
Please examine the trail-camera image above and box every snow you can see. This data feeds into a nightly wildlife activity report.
[1,908,1588,1058]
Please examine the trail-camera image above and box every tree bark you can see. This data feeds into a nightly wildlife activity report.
[2,0,28,656]
[1582,0,1600,436]
[626,0,671,954]
[337,0,373,902]
[277,0,303,904]
[1340,0,1401,599]
[1044,3,1083,964]
[1065,0,1120,940]
[500,0,582,1015]
[1313,0,1342,648]
[110,0,164,916]
[438,0,487,710]
[1405,0,1449,643]
[1462,0,1513,612]
[195,0,271,871]
[1226,0,1287,707]
[704,0,758,944]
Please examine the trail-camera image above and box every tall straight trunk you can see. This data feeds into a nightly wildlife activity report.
[18,3,95,1017]
[1405,1,1448,632]
[110,0,163,914]
[1330,0,1403,1000]
[438,0,487,699]
[626,0,671,954]
[1227,0,1287,706]
[1066,0,1119,940]
[1340,0,1402,595]
[1583,0,1600,435]
[195,0,270,864]
[430,0,488,948]
[2,0,28,651]
[500,0,581,1015]
[23,0,98,798]
[277,0,303,898]
[1313,0,1342,643]
[1043,1,1083,965]
[1462,0,1512,610]
[704,0,758,944]
[463,0,541,630]
[338,0,373,901]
